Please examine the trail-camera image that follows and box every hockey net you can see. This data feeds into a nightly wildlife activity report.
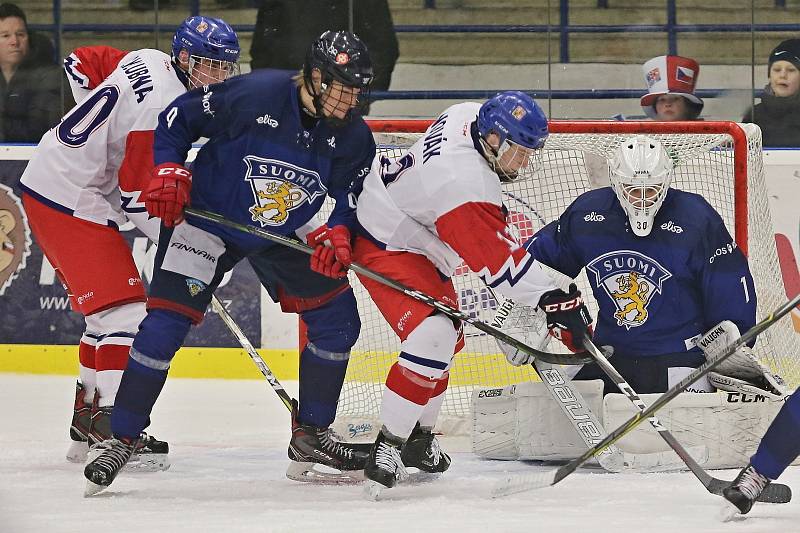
[323,119,800,438]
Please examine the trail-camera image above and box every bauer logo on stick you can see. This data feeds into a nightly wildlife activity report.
[0,184,31,296]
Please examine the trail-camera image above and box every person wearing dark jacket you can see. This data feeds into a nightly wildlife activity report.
[250,0,399,92]
[743,39,800,148]
[0,3,64,143]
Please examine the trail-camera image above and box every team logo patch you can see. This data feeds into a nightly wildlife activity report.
[185,278,206,297]
[646,67,661,88]
[244,156,327,227]
[586,250,672,329]
[511,105,527,120]
[335,52,350,65]
[195,21,208,33]
[0,184,31,296]
[676,66,695,84]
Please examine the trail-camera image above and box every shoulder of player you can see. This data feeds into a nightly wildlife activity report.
[218,69,295,115]
[107,49,183,105]
[564,187,620,222]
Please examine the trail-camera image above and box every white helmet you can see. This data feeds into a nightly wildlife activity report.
[609,136,674,237]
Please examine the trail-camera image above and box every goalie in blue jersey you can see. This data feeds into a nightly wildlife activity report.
[84,31,380,495]
[514,136,787,400]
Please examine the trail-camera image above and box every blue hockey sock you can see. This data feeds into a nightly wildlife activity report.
[750,389,800,479]
[110,309,191,439]
[297,344,349,428]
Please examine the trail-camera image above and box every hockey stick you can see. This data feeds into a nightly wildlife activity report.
[488,294,705,473]
[185,207,591,366]
[210,295,293,412]
[491,293,800,500]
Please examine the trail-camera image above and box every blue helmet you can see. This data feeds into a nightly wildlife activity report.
[477,91,548,150]
[172,16,240,65]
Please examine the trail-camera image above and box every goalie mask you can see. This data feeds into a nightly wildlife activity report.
[609,136,674,237]
[477,91,548,182]
[172,16,241,90]
[303,30,373,127]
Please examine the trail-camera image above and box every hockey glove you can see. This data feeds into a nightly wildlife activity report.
[537,283,593,353]
[307,224,352,279]
[695,320,788,400]
[145,163,192,227]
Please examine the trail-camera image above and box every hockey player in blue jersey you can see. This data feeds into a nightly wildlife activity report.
[722,387,800,516]
[84,31,378,495]
[511,136,786,398]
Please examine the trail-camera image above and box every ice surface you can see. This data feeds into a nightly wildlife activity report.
[1,374,797,533]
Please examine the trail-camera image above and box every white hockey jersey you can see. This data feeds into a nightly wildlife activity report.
[356,102,557,308]
[21,48,185,234]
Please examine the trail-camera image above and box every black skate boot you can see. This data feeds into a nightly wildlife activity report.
[401,423,451,474]
[286,400,370,483]
[88,401,170,472]
[84,436,138,496]
[363,429,408,500]
[67,382,92,463]
[723,463,771,516]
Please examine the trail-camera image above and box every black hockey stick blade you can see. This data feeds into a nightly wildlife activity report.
[184,207,592,366]
[492,293,800,500]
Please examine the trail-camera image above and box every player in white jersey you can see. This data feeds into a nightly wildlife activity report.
[352,91,593,492]
[19,16,240,467]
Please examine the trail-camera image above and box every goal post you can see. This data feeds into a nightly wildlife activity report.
[322,119,799,439]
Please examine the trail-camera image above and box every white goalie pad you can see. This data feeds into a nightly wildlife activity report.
[472,381,793,469]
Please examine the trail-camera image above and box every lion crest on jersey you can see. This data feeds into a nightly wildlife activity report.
[243,156,327,227]
[586,250,672,329]
[0,183,32,296]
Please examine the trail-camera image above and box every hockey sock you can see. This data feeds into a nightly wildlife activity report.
[750,388,800,479]
[297,343,349,428]
[418,372,449,429]
[78,334,99,404]
[111,309,191,439]
[381,362,438,440]
[95,334,133,408]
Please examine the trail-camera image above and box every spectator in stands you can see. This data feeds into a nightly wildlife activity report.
[0,3,64,142]
[250,1,399,94]
[742,39,800,148]
[640,55,704,121]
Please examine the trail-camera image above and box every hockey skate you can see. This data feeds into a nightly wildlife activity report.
[286,400,370,484]
[66,382,92,463]
[87,402,170,472]
[363,430,409,501]
[721,463,771,519]
[84,437,138,496]
[401,423,451,476]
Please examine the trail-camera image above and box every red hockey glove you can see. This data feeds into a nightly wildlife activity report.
[145,163,192,227]
[538,283,594,353]
[306,224,352,279]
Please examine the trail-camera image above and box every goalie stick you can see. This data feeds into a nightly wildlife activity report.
[185,207,591,366]
[491,293,800,501]
[488,294,706,473]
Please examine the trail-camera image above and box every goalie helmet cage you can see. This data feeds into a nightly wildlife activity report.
[309,119,800,438]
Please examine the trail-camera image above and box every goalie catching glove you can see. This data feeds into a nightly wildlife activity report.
[695,320,788,400]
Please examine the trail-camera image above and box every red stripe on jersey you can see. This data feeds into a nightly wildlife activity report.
[386,363,437,406]
[70,46,128,89]
[95,344,130,372]
[119,130,155,193]
[431,371,450,397]
[435,201,527,276]
[79,341,96,370]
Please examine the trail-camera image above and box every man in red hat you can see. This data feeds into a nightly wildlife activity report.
[640,55,704,121]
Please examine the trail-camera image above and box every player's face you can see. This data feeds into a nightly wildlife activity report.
[620,184,662,208]
[654,94,691,121]
[0,17,28,70]
[769,60,800,97]
[320,79,362,120]
[189,57,234,88]
[496,141,536,175]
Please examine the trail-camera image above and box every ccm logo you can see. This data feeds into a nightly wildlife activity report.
[542,298,582,313]
[157,167,191,177]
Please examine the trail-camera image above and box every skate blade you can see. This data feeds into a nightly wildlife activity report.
[84,480,108,497]
[363,480,385,501]
[718,501,743,522]
[286,461,365,485]
[66,441,89,463]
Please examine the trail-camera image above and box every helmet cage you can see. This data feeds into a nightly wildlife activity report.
[482,137,543,183]
[186,55,240,90]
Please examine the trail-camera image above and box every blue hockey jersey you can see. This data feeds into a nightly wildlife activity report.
[153,69,375,252]
[526,187,757,358]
